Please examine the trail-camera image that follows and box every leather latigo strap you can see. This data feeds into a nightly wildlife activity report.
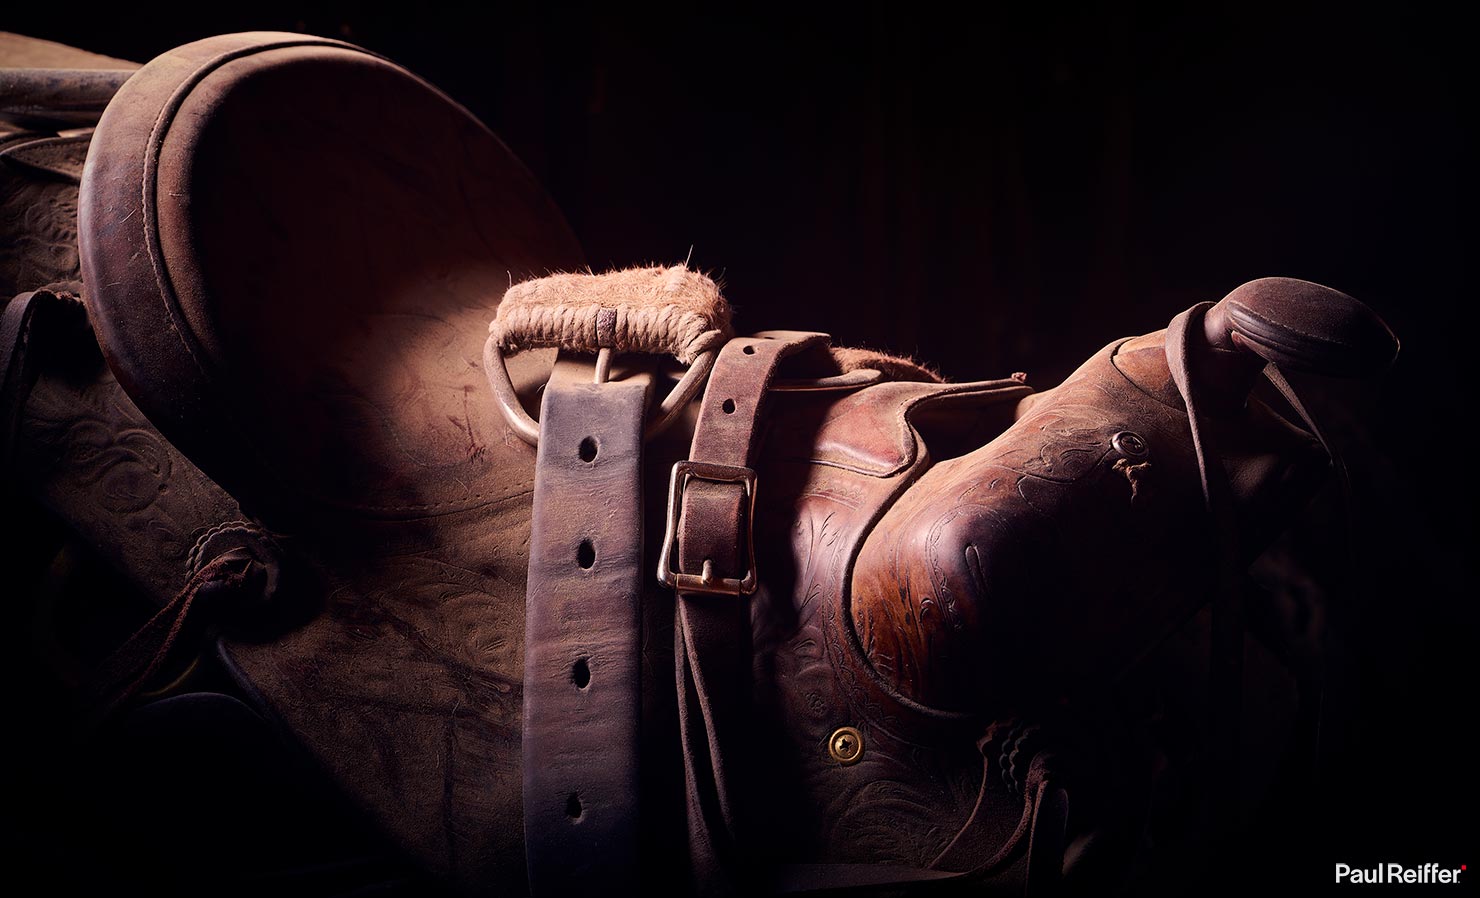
[660,331,829,892]
[523,358,653,895]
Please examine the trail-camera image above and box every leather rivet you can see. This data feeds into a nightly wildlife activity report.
[1111,431,1148,458]
[828,726,864,765]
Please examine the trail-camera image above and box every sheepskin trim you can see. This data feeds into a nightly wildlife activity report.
[831,346,944,383]
[492,265,732,364]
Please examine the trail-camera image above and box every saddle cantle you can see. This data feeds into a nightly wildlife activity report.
[3,31,1398,896]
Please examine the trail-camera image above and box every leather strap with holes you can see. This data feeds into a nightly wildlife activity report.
[523,357,653,895]
[665,331,829,892]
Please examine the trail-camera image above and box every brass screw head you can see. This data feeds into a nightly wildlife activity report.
[828,726,864,765]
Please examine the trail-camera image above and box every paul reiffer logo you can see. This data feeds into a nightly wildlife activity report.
[1335,863,1466,885]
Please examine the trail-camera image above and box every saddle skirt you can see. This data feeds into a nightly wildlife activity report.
[2,31,1398,896]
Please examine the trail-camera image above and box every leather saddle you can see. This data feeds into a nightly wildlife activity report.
[2,32,1398,896]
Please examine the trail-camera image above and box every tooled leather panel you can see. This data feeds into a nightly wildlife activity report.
[1,133,87,298]
[745,382,1029,871]
[18,361,244,599]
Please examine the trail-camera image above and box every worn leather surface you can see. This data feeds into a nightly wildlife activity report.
[522,359,651,894]
[4,29,1392,897]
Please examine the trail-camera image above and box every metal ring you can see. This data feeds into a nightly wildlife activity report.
[138,655,202,699]
[484,333,542,446]
[645,349,716,440]
[484,333,717,447]
[1111,430,1149,458]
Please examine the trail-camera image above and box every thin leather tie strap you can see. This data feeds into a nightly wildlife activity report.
[0,292,40,468]
[87,550,257,723]
[523,357,652,896]
[668,331,827,892]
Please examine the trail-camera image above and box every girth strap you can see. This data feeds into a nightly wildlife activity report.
[523,358,653,895]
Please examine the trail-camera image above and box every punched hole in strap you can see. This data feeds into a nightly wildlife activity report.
[572,657,591,689]
[577,540,596,569]
[721,398,736,414]
[578,437,599,462]
[565,792,584,822]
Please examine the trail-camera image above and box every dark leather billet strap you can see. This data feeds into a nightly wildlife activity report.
[0,291,44,465]
[667,331,828,892]
[523,358,652,895]
[1,287,86,468]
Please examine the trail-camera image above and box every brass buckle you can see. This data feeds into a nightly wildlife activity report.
[658,460,758,596]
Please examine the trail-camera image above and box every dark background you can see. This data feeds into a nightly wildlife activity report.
[8,3,1475,894]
